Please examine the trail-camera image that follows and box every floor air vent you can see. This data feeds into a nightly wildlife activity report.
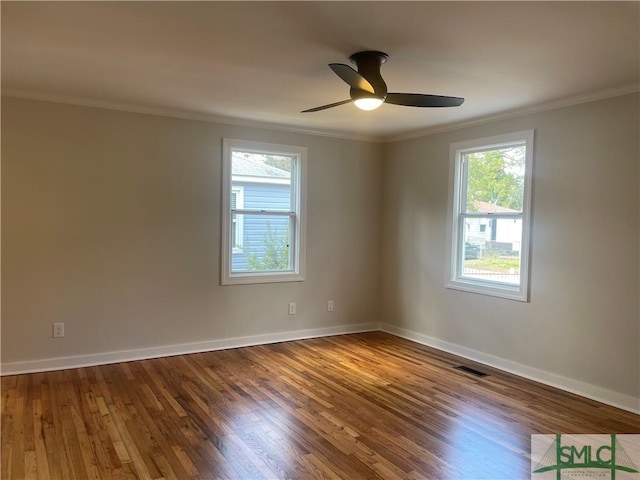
[455,365,489,377]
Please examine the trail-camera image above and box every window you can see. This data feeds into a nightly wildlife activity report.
[221,139,307,285]
[446,130,534,301]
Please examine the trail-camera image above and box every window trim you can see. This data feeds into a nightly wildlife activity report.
[221,138,307,285]
[445,130,534,301]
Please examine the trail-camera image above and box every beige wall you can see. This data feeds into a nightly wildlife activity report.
[3,94,639,409]
[381,94,640,401]
[1,97,382,364]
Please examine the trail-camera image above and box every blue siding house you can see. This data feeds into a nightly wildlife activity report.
[231,156,291,272]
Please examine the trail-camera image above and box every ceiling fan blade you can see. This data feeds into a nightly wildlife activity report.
[385,93,464,107]
[300,99,352,113]
[329,63,375,94]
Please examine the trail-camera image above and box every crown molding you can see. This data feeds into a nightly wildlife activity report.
[1,89,381,144]
[4,83,638,145]
[382,83,640,143]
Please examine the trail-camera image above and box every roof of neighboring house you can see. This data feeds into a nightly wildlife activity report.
[232,155,290,178]
[473,200,519,213]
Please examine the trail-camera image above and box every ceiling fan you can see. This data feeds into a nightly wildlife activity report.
[302,51,464,113]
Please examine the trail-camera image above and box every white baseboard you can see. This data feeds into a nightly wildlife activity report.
[3,322,637,415]
[380,323,639,415]
[0,323,379,376]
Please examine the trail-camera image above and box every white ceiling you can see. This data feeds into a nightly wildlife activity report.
[2,2,638,141]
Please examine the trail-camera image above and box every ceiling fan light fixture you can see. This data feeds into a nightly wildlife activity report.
[354,96,384,111]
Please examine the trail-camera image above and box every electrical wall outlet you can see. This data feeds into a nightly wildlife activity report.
[328,300,334,312]
[53,322,65,338]
[288,302,296,315]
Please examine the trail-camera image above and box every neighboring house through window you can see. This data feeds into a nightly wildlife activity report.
[446,130,534,301]
[231,186,244,253]
[221,139,307,285]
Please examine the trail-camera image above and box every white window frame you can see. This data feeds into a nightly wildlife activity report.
[231,186,244,253]
[221,138,307,285]
[446,130,534,302]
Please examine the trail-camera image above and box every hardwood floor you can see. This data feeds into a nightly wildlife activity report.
[2,332,639,479]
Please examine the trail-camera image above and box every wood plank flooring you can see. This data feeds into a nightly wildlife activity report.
[2,332,639,479]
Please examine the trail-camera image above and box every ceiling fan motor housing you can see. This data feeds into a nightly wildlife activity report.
[349,51,388,100]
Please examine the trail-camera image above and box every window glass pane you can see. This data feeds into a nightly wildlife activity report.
[231,214,292,273]
[461,217,522,286]
[464,144,525,213]
[231,151,292,211]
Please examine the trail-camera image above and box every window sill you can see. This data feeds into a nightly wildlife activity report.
[222,272,305,286]
[446,279,528,302]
